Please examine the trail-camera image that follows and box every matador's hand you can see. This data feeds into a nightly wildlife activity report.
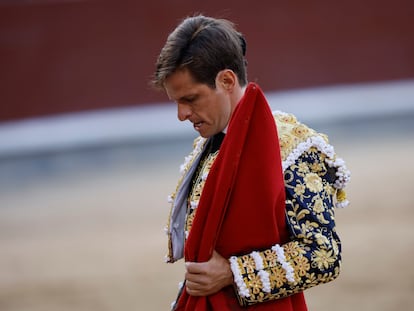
[185,250,233,296]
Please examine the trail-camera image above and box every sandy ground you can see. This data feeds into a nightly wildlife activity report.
[0,128,413,311]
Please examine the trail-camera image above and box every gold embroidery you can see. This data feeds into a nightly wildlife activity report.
[165,137,207,262]
[185,151,219,234]
[167,111,347,303]
[273,113,321,162]
[233,146,342,305]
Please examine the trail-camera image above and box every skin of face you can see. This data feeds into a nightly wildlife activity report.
[163,68,243,138]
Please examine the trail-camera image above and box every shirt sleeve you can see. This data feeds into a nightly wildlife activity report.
[229,147,343,306]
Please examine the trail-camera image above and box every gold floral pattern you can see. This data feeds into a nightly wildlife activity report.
[273,112,321,161]
[232,147,343,306]
[292,124,310,138]
[185,151,219,234]
[165,137,207,262]
[304,172,324,193]
[269,265,287,288]
[166,111,350,306]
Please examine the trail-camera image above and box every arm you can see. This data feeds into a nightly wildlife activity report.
[184,147,348,302]
[229,147,343,306]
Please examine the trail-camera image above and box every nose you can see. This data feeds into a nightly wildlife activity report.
[177,103,192,121]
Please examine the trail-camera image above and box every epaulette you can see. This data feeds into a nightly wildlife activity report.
[274,111,350,207]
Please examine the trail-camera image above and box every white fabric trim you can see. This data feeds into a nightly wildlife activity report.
[189,201,198,210]
[229,256,250,298]
[170,282,185,310]
[201,172,209,181]
[179,138,206,175]
[258,269,271,293]
[282,135,351,191]
[271,244,296,284]
[248,252,271,293]
[250,251,264,270]
[326,157,351,189]
[282,135,334,172]
[178,281,184,289]
[272,110,291,117]
[336,200,350,208]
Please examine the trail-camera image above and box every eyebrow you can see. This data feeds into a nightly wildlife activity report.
[178,93,199,102]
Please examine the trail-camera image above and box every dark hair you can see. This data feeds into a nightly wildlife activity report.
[153,15,248,89]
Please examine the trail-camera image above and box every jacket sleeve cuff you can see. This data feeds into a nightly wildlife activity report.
[229,245,297,306]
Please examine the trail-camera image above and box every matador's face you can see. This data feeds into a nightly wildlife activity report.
[164,68,234,138]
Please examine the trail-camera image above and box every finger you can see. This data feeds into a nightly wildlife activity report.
[185,270,208,284]
[185,281,210,297]
[185,280,198,290]
[186,285,201,296]
[185,281,203,295]
[185,261,207,274]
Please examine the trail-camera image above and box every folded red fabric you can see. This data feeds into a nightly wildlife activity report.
[175,83,307,310]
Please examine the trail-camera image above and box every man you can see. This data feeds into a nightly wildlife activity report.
[153,15,350,311]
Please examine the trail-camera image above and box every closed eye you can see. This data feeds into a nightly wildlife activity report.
[180,95,199,104]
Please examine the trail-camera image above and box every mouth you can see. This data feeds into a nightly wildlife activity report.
[193,121,204,131]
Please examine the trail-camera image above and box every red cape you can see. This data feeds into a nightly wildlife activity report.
[175,83,307,310]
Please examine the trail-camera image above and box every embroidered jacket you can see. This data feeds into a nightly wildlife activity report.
[166,111,350,306]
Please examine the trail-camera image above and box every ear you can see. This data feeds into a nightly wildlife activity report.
[215,69,237,92]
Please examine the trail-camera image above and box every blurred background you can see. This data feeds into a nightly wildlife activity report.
[0,1,413,310]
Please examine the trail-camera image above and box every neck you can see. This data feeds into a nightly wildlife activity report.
[221,83,248,134]
[230,84,247,110]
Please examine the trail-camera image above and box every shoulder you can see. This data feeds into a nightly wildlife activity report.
[273,111,322,164]
[273,111,351,207]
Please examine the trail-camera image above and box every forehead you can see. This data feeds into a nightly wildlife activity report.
[164,69,206,100]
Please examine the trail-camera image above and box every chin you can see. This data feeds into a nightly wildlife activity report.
[198,130,215,138]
